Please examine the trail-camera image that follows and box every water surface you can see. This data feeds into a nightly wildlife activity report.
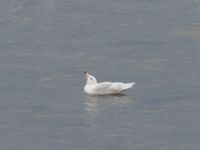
[0,0,200,149]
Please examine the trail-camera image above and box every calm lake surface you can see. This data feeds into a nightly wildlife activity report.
[0,0,200,149]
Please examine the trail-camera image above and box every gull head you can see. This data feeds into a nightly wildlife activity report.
[84,71,97,85]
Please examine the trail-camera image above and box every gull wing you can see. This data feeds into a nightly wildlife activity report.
[94,82,133,95]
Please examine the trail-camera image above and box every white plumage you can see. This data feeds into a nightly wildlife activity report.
[84,72,135,95]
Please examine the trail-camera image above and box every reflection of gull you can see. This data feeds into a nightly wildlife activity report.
[84,94,134,114]
[84,95,99,126]
[83,72,135,95]
[84,95,135,127]
[84,95,99,113]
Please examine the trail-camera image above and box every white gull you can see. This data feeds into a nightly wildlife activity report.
[84,71,135,95]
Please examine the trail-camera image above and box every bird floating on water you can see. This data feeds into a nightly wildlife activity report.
[84,71,135,95]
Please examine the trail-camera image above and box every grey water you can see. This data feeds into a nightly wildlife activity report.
[0,0,200,149]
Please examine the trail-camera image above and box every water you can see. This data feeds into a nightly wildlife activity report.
[0,0,200,149]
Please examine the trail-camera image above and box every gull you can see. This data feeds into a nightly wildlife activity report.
[84,71,135,95]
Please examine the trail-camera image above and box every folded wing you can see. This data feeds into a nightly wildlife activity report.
[94,82,135,95]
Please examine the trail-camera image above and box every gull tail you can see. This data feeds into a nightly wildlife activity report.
[123,82,136,89]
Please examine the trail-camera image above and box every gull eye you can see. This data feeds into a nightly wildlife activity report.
[90,77,93,80]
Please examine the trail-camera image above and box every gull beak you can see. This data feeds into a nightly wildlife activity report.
[84,71,88,78]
